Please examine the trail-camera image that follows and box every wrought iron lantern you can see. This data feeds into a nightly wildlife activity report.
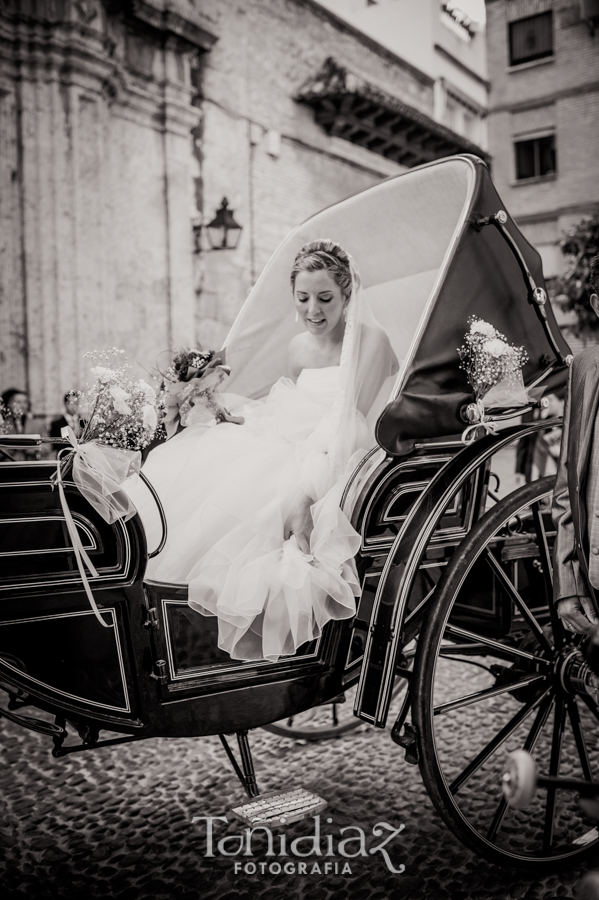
[205,197,243,250]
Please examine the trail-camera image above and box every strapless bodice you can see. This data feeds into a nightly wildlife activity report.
[296,366,340,405]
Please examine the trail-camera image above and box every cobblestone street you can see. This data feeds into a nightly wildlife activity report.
[1,687,597,900]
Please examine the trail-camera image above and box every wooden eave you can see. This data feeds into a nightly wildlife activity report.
[297,58,489,168]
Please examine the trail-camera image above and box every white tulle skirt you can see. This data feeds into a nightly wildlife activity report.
[129,370,362,661]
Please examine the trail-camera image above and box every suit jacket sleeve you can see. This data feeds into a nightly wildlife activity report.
[552,362,590,603]
[49,417,65,439]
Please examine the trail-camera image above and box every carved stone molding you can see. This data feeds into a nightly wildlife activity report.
[101,65,126,104]
[105,0,219,52]
[74,0,98,24]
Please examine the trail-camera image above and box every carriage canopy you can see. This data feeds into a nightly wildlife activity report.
[224,155,570,455]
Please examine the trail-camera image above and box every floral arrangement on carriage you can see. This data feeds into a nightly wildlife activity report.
[52,349,168,627]
[458,318,529,443]
[160,346,243,438]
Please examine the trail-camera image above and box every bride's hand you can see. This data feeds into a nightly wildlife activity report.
[284,495,314,554]
[219,410,244,425]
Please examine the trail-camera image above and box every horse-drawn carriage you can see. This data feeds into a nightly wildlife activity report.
[2,154,595,875]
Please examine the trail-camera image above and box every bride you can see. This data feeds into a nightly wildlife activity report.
[135,240,397,662]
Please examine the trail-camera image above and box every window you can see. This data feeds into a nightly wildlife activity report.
[515,135,556,180]
[509,12,553,66]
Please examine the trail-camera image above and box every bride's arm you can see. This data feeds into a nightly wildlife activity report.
[287,334,307,382]
[282,336,315,550]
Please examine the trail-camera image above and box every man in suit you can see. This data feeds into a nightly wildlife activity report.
[553,255,599,632]
[49,391,83,455]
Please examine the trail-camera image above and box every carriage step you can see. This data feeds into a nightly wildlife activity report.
[230,788,327,827]
[391,722,419,765]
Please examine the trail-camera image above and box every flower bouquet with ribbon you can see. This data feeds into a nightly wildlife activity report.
[458,318,529,443]
[53,349,167,626]
[161,347,243,438]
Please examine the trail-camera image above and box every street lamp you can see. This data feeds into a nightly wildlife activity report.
[205,197,243,250]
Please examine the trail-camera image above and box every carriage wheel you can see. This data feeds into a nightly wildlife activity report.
[413,476,599,873]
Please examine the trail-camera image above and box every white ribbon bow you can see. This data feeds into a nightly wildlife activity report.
[461,399,498,445]
[53,427,141,627]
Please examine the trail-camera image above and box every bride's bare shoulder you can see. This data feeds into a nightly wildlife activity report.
[360,323,398,369]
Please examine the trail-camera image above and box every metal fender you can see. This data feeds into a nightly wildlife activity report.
[354,418,559,728]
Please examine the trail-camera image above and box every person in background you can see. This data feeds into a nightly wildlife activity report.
[49,391,83,456]
[0,388,38,461]
[1,388,31,434]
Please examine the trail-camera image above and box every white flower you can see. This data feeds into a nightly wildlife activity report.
[90,366,116,383]
[109,385,131,403]
[142,404,157,429]
[470,320,496,337]
[113,399,132,416]
[483,338,510,358]
[136,380,156,402]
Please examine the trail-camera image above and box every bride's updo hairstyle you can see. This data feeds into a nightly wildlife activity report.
[290,239,357,302]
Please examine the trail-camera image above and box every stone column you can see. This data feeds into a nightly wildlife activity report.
[0,0,217,423]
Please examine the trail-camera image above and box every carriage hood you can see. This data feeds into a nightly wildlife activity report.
[224,156,570,456]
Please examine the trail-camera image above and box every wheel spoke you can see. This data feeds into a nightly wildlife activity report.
[566,698,593,783]
[531,502,564,652]
[450,684,552,794]
[543,694,566,853]
[405,585,437,628]
[486,692,554,842]
[530,501,553,591]
[445,624,551,666]
[434,674,547,716]
[484,549,554,654]
[486,795,509,843]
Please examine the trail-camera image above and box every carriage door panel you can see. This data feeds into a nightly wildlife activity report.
[144,581,332,700]
[0,463,145,725]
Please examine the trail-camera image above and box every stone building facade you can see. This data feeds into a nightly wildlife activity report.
[0,0,484,425]
[485,0,599,279]
[319,0,489,151]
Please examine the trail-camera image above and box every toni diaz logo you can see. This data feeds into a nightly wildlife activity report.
[190,814,406,876]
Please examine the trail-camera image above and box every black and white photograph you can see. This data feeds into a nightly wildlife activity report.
[1,1,599,898]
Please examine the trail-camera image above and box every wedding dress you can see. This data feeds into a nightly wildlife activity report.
[136,366,365,661]
[131,248,398,663]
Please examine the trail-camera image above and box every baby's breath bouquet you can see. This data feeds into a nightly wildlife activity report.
[458,318,529,410]
[161,346,243,437]
[56,349,167,525]
[458,318,529,443]
[81,348,167,451]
